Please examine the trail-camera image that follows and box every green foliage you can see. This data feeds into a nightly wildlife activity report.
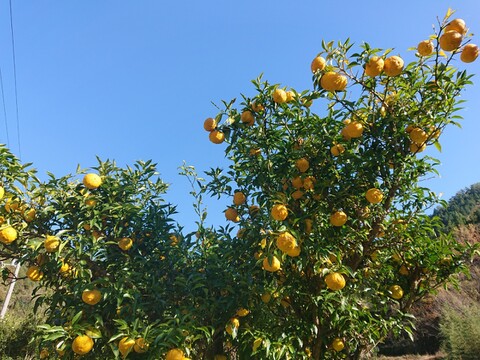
[0,315,41,360]
[440,303,480,359]
[433,183,480,231]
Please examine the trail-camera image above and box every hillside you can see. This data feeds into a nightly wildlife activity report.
[433,183,480,232]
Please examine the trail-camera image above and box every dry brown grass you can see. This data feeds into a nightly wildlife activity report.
[375,353,445,360]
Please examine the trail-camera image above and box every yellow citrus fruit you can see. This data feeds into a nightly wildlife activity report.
[383,56,404,76]
[445,18,467,35]
[230,317,240,328]
[439,31,463,51]
[85,196,97,207]
[273,88,287,104]
[170,234,179,246]
[0,226,17,244]
[263,256,281,272]
[311,56,326,73]
[118,337,135,357]
[233,191,246,206]
[291,190,304,200]
[303,176,316,190]
[118,237,133,251]
[409,127,428,144]
[345,121,363,138]
[236,308,250,317]
[241,110,255,126]
[399,264,409,276]
[291,176,303,189]
[44,235,60,252]
[251,102,265,112]
[365,56,384,77]
[133,338,149,353]
[261,292,271,303]
[27,265,44,281]
[225,317,240,335]
[165,349,185,360]
[325,272,346,291]
[72,335,94,355]
[330,144,345,156]
[203,117,217,131]
[410,142,427,153]
[320,71,348,91]
[59,261,70,273]
[209,130,225,144]
[340,127,351,140]
[286,91,295,102]
[365,188,384,204]
[305,218,313,234]
[303,176,317,190]
[302,98,313,107]
[286,245,301,257]
[276,232,297,253]
[0,186,4,200]
[249,148,261,156]
[296,158,309,172]
[83,173,102,190]
[332,338,345,352]
[82,289,102,305]
[330,211,347,227]
[252,338,263,352]
[271,204,288,221]
[225,207,240,222]
[4,198,20,213]
[23,208,36,222]
[389,284,404,299]
[417,40,434,56]
[461,43,479,63]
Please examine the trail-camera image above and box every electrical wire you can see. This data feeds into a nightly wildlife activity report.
[0,67,10,147]
[9,0,21,158]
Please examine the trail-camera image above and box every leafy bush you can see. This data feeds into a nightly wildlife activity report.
[440,303,480,359]
[0,315,41,360]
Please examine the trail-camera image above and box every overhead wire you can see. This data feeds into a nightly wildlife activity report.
[8,0,21,158]
[0,67,10,147]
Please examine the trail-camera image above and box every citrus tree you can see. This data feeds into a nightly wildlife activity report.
[0,157,216,359]
[199,10,478,359]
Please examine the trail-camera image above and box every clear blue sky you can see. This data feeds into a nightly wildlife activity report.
[0,1,479,230]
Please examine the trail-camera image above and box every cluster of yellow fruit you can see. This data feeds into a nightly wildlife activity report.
[311,55,348,92]
[224,307,250,339]
[434,18,478,62]
[204,117,225,144]
[272,87,297,104]
[25,173,102,283]
[117,337,150,357]
[71,333,148,357]
[365,55,404,77]
[224,190,247,223]
[0,184,36,245]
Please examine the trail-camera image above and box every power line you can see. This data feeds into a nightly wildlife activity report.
[8,0,21,158]
[0,67,10,147]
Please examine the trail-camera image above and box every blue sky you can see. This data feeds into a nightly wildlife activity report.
[0,1,479,230]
